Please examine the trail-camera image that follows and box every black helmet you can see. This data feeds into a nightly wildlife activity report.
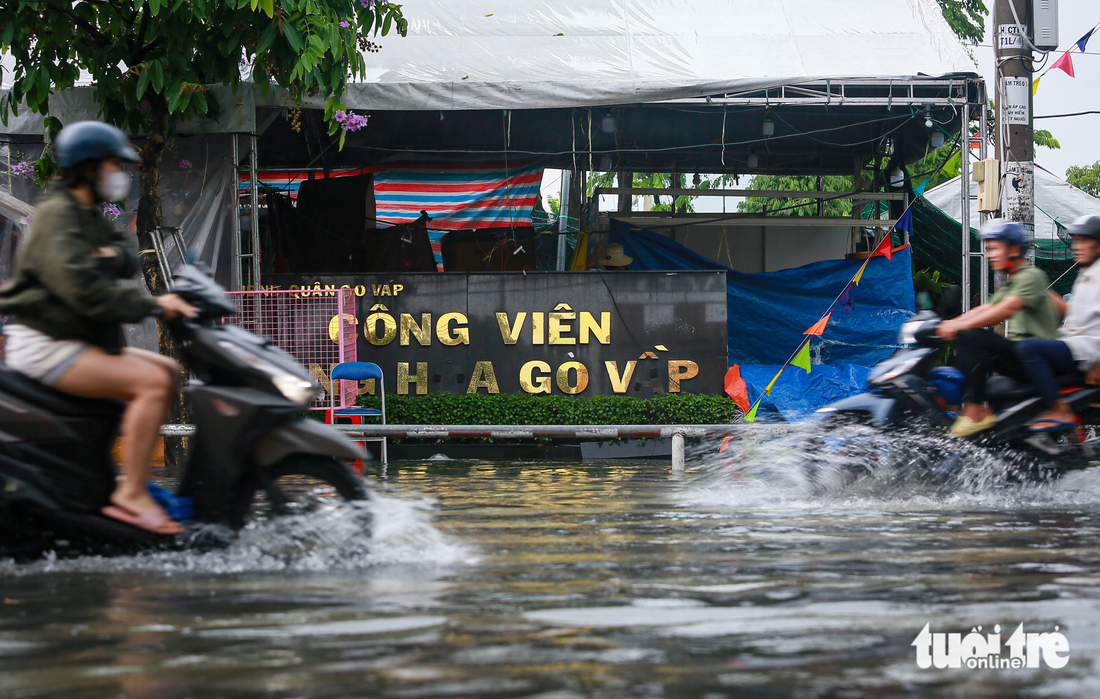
[54,121,139,169]
[980,219,1031,251]
[1067,215,1100,241]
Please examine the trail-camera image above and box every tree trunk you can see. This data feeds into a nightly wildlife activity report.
[135,99,190,472]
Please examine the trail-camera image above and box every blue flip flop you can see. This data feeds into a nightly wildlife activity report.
[1029,418,1080,433]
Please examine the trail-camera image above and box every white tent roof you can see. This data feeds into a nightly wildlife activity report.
[329,0,975,110]
[2,0,975,130]
[925,167,1100,237]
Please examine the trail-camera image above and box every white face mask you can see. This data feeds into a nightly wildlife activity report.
[96,170,130,203]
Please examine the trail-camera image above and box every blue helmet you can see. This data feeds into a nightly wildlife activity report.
[54,121,139,169]
[980,220,1031,251]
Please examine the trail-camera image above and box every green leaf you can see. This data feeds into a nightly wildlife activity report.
[166,81,183,112]
[136,66,152,100]
[256,24,278,54]
[338,128,346,150]
[178,89,192,113]
[193,89,208,114]
[0,20,15,46]
[284,23,305,53]
[260,0,274,18]
[151,61,164,93]
[250,0,259,11]
[150,0,161,15]
[382,13,392,36]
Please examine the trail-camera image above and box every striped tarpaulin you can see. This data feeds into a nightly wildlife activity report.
[373,163,542,231]
[238,168,376,201]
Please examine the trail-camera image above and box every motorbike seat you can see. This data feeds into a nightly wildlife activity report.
[985,373,1085,402]
[0,363,124,418]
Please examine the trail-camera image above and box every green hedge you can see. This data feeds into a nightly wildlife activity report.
[355,392,741,425]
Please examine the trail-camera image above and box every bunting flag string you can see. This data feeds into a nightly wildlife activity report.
[741,197,914,423]
[1035,21,1098,94]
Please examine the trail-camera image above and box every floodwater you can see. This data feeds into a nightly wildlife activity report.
[5,432,1100,698]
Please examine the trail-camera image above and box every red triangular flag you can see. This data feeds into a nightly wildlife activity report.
[1051,51,1075,78]
[804,312,832,336]
[724,364,751,413]
[872,235,894,261]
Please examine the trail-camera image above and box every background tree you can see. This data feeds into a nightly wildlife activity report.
[1066,161,1100,198]
[0,0,407,463]
[935,0,987,44]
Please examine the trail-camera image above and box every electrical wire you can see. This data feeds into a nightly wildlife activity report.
[1035,111,1100,119]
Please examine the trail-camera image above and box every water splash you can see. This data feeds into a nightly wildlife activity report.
[0,491,475,576]
[683,423,1100,512]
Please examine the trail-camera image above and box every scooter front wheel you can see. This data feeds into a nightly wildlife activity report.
[228,455,368,528]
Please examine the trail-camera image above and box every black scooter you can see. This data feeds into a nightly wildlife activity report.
[0,265,368,560]
[815,311,1100,479]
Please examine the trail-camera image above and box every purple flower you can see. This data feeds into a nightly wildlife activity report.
[360,0,376,8]
[10,161,34,178]
[332,110,368,132]
[101,203,121,220]
[340,20,350,27]
[179,159,193,169]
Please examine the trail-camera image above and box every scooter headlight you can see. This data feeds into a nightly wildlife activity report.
[271,375,322,404]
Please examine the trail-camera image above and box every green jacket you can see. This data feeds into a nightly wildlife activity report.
[0,186,158,353]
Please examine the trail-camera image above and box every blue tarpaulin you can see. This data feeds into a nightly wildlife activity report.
[609,226,915,416]
[740,364,872,421]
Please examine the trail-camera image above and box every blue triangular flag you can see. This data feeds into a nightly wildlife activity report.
[1077,28,1094,53]
[913,178,930,196]
[839,285,856,314]
[895,207,914,235]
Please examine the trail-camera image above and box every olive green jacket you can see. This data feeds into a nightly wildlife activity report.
[0,186,158,352]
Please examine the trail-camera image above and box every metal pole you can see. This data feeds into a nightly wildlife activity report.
[961,101,971,313]
[249,134,261,290]
[230,134,242,291]
[556,170,571,271]
[671,432,685,474]
[978,81,990,305]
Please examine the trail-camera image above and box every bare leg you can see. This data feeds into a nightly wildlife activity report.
[54,347,181,534]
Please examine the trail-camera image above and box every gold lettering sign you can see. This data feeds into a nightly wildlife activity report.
[604,360,637,393]
[436,312,470,346]
[467,361,500,394]
[397,362,428,395]
[556,361,589,394]
[365,312,397,345]
[328,313,358,343]
[579,312,611,344]
[496,312,527,345]
[667,360,699,393]
[520,360,552,394]
[531,312,545,345]
[548,311,576,345]
[400,313,432,346]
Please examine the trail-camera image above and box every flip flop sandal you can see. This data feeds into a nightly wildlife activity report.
[1029,418,1081,433]
[102,504,181,535]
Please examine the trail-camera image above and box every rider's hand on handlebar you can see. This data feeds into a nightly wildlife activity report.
[156,293,199,319]
[937,319,961,341]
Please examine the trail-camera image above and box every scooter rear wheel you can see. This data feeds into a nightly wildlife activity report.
[228,455,368,527]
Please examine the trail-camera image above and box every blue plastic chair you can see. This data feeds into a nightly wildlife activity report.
[327,362,386,465]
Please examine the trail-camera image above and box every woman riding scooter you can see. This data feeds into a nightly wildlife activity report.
[0,121,196,535]
[1014,215,1100,431]
[936,220,1061,438]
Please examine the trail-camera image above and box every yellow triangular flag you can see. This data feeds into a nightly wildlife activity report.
[852,258,870,286]
[744,399,760,423]
[1033,76,1041,96]
[764,368,784,395]
[791,341,812,373]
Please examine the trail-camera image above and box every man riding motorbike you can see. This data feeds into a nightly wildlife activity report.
[1014,215,1100,431]
[936,220,1061,438]
[0,121,196,535]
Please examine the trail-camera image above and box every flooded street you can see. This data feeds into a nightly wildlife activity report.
[5,448,1100,698]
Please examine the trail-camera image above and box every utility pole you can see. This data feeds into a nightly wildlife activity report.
[993,0,1035,256]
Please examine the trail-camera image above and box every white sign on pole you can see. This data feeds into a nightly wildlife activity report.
[998,23,1027,49]
[1002,77,1030,125]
